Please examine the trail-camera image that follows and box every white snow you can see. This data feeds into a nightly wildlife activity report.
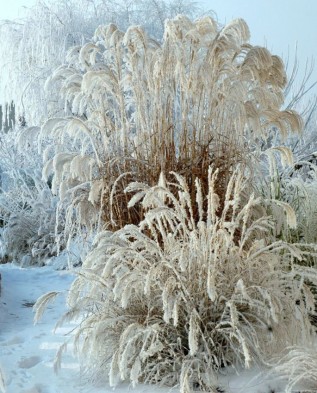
[0,263,179,393]
[0,263,306,393]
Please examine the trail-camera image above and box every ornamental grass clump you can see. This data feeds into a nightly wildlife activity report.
[35,168,317,391]
[39,14,302,239]
[33,13,317,392]
[274,346,317,392]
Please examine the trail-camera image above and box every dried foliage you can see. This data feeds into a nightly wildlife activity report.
[260,141,317,251]
[32,13,317,392]
[40,169,317,391]
[273,346,317,392]
[41,15,302,239]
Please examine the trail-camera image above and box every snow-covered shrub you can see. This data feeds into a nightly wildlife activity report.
[0,128,63,264]
[258,117,317,252]
[41,15,302,241]
[39,169,317,391]
[273,164,317,246]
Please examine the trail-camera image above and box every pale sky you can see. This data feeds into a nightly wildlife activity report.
[201,0,317,94]
[0,0,316,92]
[0,0,34,19]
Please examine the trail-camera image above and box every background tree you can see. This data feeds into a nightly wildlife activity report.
[0,0,205,126]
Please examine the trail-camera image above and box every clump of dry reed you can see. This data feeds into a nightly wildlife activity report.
[40,15,302,235]
[34,168,317,391]
[34,15,317,392]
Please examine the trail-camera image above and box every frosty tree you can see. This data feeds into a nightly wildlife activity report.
[0,0,203,126]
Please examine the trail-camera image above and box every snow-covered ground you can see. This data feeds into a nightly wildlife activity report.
[0,263,180,393]
[0,263,302,393]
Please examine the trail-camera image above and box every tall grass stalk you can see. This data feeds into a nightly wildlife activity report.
[35,168,317,391]
[41,15,302,238]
